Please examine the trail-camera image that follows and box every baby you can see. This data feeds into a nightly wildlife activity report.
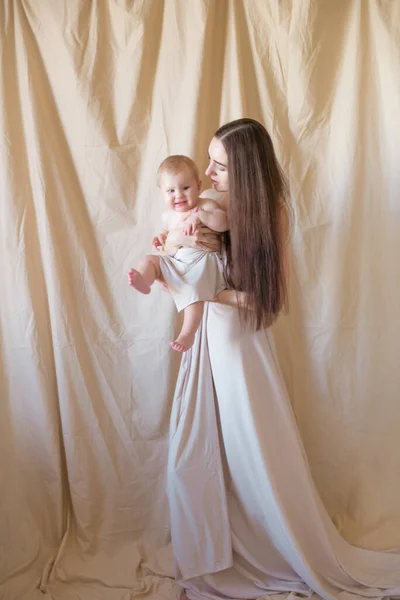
[128,155,227,352]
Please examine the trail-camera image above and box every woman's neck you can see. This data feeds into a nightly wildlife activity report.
[218,193,228,212]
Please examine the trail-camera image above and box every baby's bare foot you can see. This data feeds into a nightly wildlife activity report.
[170,332,195,352]
[128,269,151,294]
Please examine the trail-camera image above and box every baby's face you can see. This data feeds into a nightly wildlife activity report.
[160,166,201,213]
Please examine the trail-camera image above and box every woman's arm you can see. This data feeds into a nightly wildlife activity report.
[196,199,228,232]
[213,290,252,309]
[197,207,228,233]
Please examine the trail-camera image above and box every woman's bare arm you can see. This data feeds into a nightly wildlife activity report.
[197,208,228,233]
[213,290,252,309]
[196,199,228,233]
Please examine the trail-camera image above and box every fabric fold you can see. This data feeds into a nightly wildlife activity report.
[168,303,400,600]
[168,303,233,581]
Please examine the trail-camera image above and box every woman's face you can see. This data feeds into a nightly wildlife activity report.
[205,137,229,193]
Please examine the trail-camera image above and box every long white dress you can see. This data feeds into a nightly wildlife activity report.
[167,302,400,600]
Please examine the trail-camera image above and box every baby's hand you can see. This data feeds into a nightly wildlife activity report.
[152,232,167,250]
[182,222,194,236]
[181,208,201,235]
[181,207,198,223]
[182,217,201,236]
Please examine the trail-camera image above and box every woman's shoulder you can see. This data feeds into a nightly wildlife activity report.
[200,188,225,204]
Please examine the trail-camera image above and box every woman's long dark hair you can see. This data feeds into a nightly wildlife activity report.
[215,118,289,330]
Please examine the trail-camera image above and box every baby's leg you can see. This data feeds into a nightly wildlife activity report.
[128,255,161,295]
[170,302,204,352]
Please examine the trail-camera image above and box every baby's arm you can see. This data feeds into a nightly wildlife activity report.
[152,231,168,250]
[182,199,228,235]
[198,198,228,232]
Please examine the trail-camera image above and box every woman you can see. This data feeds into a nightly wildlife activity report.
[166,119,400,600]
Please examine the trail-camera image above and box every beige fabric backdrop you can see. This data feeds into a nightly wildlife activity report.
[1,1,400,599]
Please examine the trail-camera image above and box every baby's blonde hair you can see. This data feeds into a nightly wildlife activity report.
[157,155,200,187]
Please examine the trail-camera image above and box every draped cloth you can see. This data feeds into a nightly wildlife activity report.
[2,2,400,599]
[168,303,400,600]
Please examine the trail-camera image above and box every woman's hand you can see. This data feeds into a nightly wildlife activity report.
[192,226,222,252]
